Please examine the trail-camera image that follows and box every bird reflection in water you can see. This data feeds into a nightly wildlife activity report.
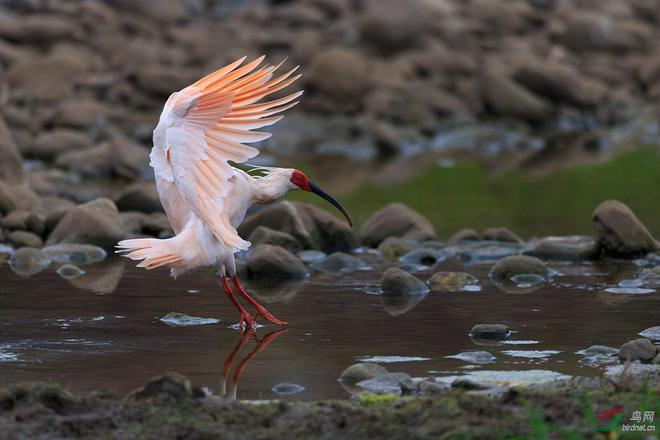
[221,327,287,400]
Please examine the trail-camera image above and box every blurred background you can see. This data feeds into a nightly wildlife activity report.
[0,0,658,241]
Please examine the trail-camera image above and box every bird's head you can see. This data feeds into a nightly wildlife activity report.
[289,170,353,227]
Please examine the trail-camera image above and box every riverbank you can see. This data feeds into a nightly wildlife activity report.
[1,367,658,439]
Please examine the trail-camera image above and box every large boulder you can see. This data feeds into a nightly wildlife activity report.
[246,244,309,279]
[46,198,124,249]
[0,116,25,184]
[360,203,435,247]
[592,200,657,257]
[239,201,357,253]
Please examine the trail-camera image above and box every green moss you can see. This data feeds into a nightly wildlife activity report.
[358,393,400,407]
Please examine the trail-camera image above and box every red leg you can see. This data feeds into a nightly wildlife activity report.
[221,276,255,328]
[231,275,288,326]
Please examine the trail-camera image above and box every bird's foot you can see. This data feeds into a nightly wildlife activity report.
[252,307,288,327]
[239,312,256,329]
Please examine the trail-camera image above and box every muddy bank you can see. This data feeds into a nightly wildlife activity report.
[0,368,658,439]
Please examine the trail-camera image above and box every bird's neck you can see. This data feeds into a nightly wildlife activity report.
[252,173,290,204]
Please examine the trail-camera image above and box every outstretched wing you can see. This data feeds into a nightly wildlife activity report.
[155,56,302,252]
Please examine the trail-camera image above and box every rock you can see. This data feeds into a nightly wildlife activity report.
[339,363,389,384]
[296,250,327,265]
[7,230,43,248]
[618,338,657,362]
[470,324,511,339]
[358,0,431,53]
[399,248,445,267]
[0,182,42,215]
[248,226,301,252]
[247,244,309,279]
[9,247,51,276]
[455,242,523,264]
[447,351,496,364]
[639,327,660,341]
[28,130,93,161]
[480,68,552,122]
[381,267,429,296]
[356,372,411,395]
[451,378,494,390]
[1,210,45,236]
[489,255,547,281]
[592,200,657,257]
[129,373,202,402]
[307,47,371,106]
[46,198,124,249]
[378,237,417,259]
[310,252,366,273]
[428,272,480,292]
[56,264,85,279]
[160,312,220,327]
[482,227,523,244]
[271,383,305,395]
[114,182,163,214]
[576,345,619,357]
[448,229,480,243]
[361,203,435,247]
[42,244,107,265]
[7,54,86,101]
[523,236,599,261]
[380,294,427,316]
[51,98,108,129]
[0,116,25,184]
[239,201,357,253]
[418,380,450,395]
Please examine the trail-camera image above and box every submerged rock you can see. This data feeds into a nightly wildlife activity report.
[56,264,85,279]
[618,338,657,362]
[510,273,546,287]
[339,363,389,384]
[356,372,411,395]
[489,255,547,281]
[42,244,107,264]
[469,324,511,339]
[428,272,479,292]
[399,248,445,266]
[247,244,309,279]
[271,383,305,395]
[592,200,657,257]
[296,250,326,265]
[160,312,220,327]
[639,326,660,341]
[311,252,366,273]
[576,345,618,366]
[380,294,427,316]
[381,267,429,296]
[360,203,435,247]
[524,235,599,261]
[455,241,523,264]
[9,247,51,276]
[446,351,496,364]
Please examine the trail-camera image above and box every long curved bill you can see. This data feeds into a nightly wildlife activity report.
[309,181,353,227]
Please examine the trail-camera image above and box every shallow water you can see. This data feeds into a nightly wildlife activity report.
[1,255,658,401]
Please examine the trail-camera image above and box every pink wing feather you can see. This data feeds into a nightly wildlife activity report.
[161,56,302,251]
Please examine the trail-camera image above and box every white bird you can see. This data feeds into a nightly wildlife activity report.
[117,56,352,328]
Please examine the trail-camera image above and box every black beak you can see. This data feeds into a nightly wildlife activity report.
[309,181,353,227]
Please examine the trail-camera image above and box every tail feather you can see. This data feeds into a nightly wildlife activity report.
[116,238,182,270]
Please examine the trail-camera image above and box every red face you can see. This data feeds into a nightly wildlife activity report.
[290,170,312,191]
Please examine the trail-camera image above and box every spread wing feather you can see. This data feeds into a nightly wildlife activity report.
[158,56,301,252]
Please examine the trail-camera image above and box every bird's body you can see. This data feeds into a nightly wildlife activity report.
[117,56,352,327]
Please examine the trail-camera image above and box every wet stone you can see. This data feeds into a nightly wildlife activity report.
[576,345,619,357]
[160,312,220,327]
[639,326,660,341]
[311,252,366,273]
[446,351,496,364]
[456,242,523,264]
[9,247,51,276]
[271,383,305,395]
[452,378,494,390]
[470,324,511,339]
[399,248,445,266]
[339,363,389,384]
[428,271,479,292]
[482,227,523,244]
[604,287,655,295]
[523,235,599,261]
[618,278,644,288]
[489,255,547,281]
[378,236,417,259]
[618,338,657,362]
[448,228,480,243]
[510,273,546,288]
[56,264,85,279]
[42,244,107,265]
[356,372,411,395]
[296,250,326,265]
[381,267,429,296]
